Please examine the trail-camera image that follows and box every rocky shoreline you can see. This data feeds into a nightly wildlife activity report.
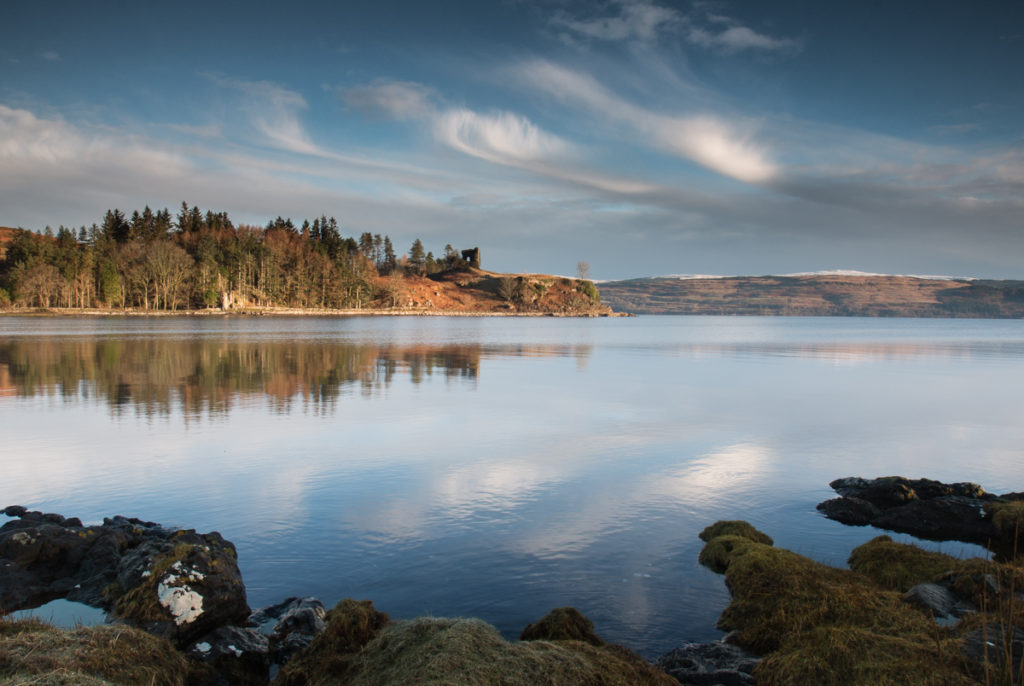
[2,476,1022,685]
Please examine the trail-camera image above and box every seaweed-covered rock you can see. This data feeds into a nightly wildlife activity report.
[655,637,760,685]
[0,506,250,648]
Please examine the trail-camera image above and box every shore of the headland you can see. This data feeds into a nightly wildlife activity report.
[0,307,632,318]
[2,477,1021,685]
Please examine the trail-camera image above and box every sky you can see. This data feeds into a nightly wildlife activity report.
[1,0,1022,280]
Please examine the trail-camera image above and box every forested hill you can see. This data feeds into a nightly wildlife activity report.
[0,206,609,316]
[598,274,1024,318]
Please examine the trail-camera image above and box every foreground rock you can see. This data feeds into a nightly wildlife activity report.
[275,601,677,686]
[817,476,1024,560]
[1,505,268,684]
[655,637,760,686]
[250,596,328,665]
[0,505,250,646]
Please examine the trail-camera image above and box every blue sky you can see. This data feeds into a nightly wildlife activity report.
[2,0,1022,279]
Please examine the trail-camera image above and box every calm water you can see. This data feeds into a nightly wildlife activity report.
[2,315,1024,657]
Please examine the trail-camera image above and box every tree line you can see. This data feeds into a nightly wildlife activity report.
[0,203,469,310]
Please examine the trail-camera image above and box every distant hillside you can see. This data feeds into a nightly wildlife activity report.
[598,274,1024,318]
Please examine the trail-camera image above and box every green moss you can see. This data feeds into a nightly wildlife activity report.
[848,535,957,591]
[986,501,1024,560]
[698,520,774,546]
[757,626,973,686]
[520,607,604,646]
[278,616,675,686]
[274,598,390,686]
[699,520,976,684]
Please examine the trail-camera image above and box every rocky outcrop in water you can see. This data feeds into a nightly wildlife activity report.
[816,477,1024,560]
[0,505,268,684]
[0,505,250,646]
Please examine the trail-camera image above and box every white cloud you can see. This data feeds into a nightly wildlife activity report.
[553,0,681,43]
[343,81,435,120]
[204,75,319,155]
[40,51,60,62]
[518,61,778,183]
[652,115,776,183]
[434,108,572,166]
[0,105,187,175]
[553,0,799,54]
[686,24,799,53]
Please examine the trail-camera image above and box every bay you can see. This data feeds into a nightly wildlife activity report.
[2,314,1023,658]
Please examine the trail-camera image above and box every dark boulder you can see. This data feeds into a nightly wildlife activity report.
[187,624,271,686]
[655,636,760,686]
[962,623,1024,681]
[816,496,881,526]
[1,506,250,648]
[903,582,966,619]
[817,477,1023,560]
[250,596,327,665]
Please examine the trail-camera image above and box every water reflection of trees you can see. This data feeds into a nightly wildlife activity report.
[0,338,491,418]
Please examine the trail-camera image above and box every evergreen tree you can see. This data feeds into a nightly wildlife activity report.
[383,236,397,274]
[408,238,426,274]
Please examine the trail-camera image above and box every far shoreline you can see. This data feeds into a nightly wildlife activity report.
[0,306,631,318]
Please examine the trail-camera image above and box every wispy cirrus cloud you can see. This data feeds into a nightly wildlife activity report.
[686,24,799,53]
[434,108,572,166]
[518,60,777,183]
[204,74,320,155]
[552,0,799,54]
[342,80,436,120]
[552,0,681,43]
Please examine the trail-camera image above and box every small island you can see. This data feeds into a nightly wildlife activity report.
[0,204,613,317]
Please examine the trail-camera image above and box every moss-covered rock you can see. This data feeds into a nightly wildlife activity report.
[698,520,774,546]
[848,535,958,591]
[519,607,604,646]
[699,520,977,684]
[274,601,675,686]
[273,599,389,686]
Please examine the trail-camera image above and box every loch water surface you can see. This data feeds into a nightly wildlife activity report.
[2,314,1023,657]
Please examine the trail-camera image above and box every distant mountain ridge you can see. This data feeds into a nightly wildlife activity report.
[598,273,1024,318]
